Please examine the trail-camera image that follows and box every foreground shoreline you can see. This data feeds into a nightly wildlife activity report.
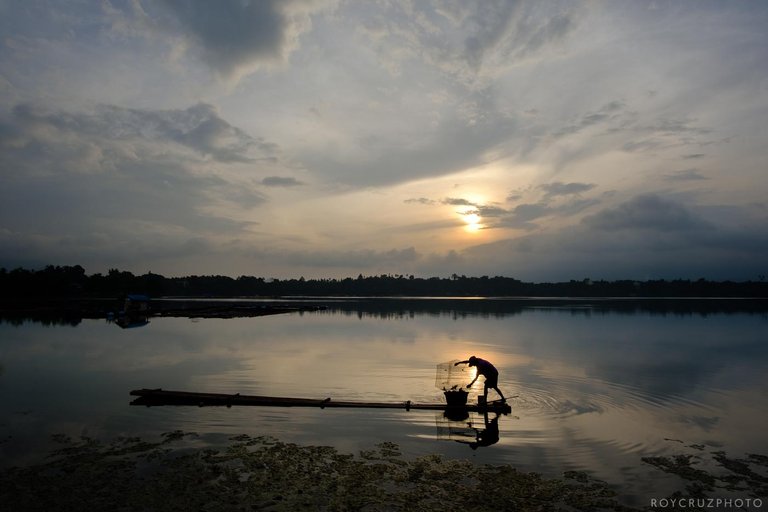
[1,432,766,511]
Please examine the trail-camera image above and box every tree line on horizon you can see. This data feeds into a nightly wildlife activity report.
[1,265,767,299]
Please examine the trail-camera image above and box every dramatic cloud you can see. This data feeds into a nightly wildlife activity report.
[155,0,332,80]
[1,2,766,279]
[1,103,276,168]
[457,195,768,281]
[0,101,272,271]
[583,194,710,233]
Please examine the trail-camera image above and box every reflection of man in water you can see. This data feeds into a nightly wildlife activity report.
[452,411,501,450]
[455,356,506,403]
[470,412,500,449]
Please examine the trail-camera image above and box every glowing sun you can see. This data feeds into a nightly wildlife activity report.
[463,212,482,232]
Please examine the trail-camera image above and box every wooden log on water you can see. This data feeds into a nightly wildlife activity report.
[128,388,512,414]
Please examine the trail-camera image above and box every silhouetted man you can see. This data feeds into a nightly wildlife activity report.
[455,356,506,403]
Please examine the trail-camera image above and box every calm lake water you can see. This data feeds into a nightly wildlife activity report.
[1,298,767,505]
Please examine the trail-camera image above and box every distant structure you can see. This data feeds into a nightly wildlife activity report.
[124,294,150,314]
[108,294,152,329]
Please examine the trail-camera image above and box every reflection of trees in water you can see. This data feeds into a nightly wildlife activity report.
[310,298,768,319]
[0,314,82,327]
[314,300,526,320]
[3,296,767,324]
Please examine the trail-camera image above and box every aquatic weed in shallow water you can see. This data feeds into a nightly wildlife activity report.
[1,433,766,511]
[0,433,636,511]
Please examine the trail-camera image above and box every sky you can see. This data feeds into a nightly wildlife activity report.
[1,0,767,281]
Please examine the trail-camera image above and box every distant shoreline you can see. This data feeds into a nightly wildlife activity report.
[2,295,767,325]
[3,265,768,302]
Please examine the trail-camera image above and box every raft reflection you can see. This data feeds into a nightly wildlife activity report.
[438,410,503,450]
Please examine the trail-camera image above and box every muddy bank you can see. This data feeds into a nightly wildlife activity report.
[2,433,766,511]
[0,433,635,511]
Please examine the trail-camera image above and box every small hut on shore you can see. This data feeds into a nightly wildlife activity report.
[124,294,150,313]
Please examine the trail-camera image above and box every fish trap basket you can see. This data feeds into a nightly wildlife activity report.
[436,360,471,406]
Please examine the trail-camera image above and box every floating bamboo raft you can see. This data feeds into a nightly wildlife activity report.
[129,388,511,414]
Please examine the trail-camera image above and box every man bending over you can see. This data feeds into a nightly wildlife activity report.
[455,356,506,403]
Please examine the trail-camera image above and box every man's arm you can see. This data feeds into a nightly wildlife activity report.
[454,360,470,366]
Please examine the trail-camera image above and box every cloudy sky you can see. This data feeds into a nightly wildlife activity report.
[1,0,767,280]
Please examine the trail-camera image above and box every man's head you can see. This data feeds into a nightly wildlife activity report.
[468,356,477,366]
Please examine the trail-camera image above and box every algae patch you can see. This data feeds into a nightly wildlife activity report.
[2,433,766,511]
[642,445,768,507]
[2,432,637,511]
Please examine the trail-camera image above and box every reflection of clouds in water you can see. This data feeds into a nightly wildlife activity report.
[500,311,768,406]
[584,360,714,400]
[1,305,766,503]
[679,415,720,432]
[554,400,604,416]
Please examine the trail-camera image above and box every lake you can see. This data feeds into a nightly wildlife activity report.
[1,298,767,507]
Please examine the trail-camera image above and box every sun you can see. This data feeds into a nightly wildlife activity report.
[462,212,482,232]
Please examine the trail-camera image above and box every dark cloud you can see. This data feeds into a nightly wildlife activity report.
[459,195,768,281]
[155,0,327,79]
[554,198,601,217]
[663,169,709,182]
[539,181,596,198]
[404,197,436,205]
[438,185,604,231]
[492,197,600,230]
[261,176,304,187]
[3,102,275,165]
[583,194,710,232]
[442,197,476,207]
[406,197,510,226]
[492,203,551,230]
[509,203,551,222]
[0,102,271,271]
[474,205,509,218]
